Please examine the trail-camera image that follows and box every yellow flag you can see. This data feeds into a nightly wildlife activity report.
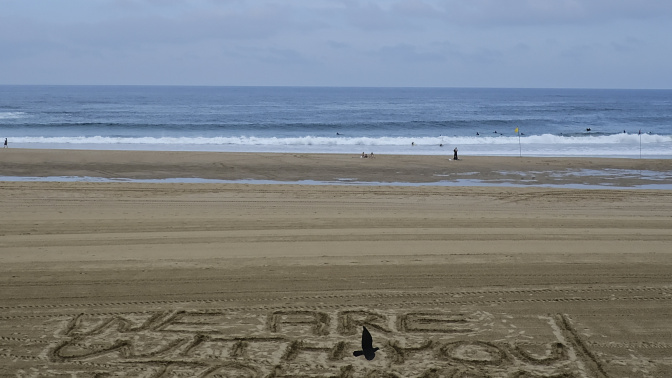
[514,127,519,133]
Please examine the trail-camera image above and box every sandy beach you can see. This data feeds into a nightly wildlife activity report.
[1,149,672,377]
[2,148,672,187]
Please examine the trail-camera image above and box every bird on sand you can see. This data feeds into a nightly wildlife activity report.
[353,326,379,360]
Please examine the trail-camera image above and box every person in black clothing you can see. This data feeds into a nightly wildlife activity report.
[453,147,458,160]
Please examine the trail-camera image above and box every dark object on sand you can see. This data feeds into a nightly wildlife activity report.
[353,326,379,360]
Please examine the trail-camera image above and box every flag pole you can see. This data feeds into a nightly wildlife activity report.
[639,130,642,159]
[515,127,521,157]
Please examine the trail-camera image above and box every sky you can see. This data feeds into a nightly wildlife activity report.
[1,0,671,88]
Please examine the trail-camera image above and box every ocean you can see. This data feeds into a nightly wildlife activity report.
[1,86,671,158]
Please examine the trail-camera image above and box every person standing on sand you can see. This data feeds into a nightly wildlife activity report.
[3,138,7,148]
[453,147,458,160]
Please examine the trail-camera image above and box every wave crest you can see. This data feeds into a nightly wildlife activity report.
[9,133,669,146]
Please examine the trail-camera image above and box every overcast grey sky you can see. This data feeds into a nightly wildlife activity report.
[1,0,671,88]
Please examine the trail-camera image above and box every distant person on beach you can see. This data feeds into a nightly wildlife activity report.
[370,152,375,159]
[453,147,458,160]
[3,138,7,148]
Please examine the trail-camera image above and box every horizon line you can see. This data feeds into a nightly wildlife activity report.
[1,84,671,91]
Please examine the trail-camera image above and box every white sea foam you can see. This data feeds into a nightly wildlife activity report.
[0,111,26,119]
[9,133,670,146]
[8,133,671,157]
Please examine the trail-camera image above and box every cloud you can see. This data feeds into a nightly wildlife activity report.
[0,0,671,87]
[77,5,303,47]
[610,37,646,53]
[374,43,445,63]
[341,1,421,31]
[357,0,672,27]
[327,40,349,49]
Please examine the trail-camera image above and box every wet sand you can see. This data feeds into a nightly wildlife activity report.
[1,149,672,376]
[1,148,671,187]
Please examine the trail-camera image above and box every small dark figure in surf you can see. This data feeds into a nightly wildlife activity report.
[453,147,459,160]
[353,326,379,361]
[3,138,7,148]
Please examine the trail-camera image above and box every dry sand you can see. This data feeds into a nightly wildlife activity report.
[1,149,672,377]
